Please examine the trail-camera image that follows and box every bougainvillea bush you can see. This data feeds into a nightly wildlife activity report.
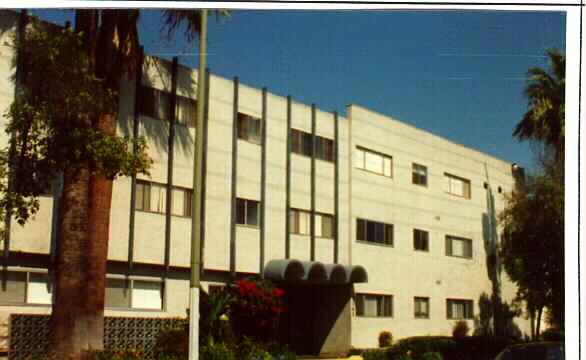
[226,278,285,341]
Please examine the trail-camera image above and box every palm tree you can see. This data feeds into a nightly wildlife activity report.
[513,48,565,162]
[48,9,142,358]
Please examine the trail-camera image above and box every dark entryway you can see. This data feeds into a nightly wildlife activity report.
[278,283,352,357]
[263,259,368,357]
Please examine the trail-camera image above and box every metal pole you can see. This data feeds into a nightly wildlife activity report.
[189,8,208,360]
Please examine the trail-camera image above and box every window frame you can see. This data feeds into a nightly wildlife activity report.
[444,173,471,199]
[355,146,393,178]
[356,218,394,247]
[0,270,53,306]
[236,198,260,227]
[237,112,262,145]
[138,86,197,127]
[135,180,193,218]
[446,299,474,320]
[105,277,165,311]
[289,208,335,238]
[290,128,335,163]
[414,297,430,319]
[412,163,428,186]
[445,235,473,259]
[413,229,430,252]
[355,293,393,318]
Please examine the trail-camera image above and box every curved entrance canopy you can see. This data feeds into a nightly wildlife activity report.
[263,259,368,284]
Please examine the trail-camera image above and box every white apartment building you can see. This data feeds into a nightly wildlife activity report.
[0,10,530,358]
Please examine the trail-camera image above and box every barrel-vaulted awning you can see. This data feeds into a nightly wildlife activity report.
[263,259,368,285]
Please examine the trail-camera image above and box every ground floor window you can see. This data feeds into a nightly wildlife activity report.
[0,271,52,305]
[414,297,430,318]
[355,293,393,317]
[446,299,473,319]
[105,278,164,310]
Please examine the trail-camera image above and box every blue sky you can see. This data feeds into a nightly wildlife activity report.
[36,9,566,172]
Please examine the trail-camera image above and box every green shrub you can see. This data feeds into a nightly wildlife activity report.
[379,331,393,347]
[200,343,235,360]
[541,328,564,341]
[81,350,144,360]
[154,328,188,359]
[421,351,443,360]
[362,348,387,360]
[452,320,470,338]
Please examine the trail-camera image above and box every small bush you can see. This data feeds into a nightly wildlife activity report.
[154,328,188,359]
[379,331,393,347]
[362,348,387,360]
[541,328,564,341]
[452,320,470,338]
[200,343,235,360]
[421,351,443,360]
[81,350,144,360]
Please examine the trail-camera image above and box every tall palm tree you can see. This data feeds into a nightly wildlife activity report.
[513,48,565,162]
[48,9,142,358]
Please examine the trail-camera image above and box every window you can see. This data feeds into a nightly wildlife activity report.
[413,229,429,251]
[105,278,163,310]
[414,297,430,319]
[447,299,473,319]
[317,213,335,238]
[290,129,335,163]
[290,209,335,238]
[355,294,393,317]
[355,147,392,177]
[412,163,428,186]
[291,129,313,157]
[444,173,471,198]
[0,271,52,305]
[236,198,260,226]
[135,180,193,217]
[356,218,393,246]
[139,86,197,127]
[316,137,334,162]
[445,235,473,258]
[237,113,261,144]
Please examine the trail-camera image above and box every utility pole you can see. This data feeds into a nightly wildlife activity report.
[189,8,208,360]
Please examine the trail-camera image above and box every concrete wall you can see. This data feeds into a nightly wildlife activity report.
[348,105,530,347]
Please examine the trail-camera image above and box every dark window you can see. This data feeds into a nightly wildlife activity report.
[445,236,473,258]
[236,198,260,227]
[355,294,393,317]
[414,229,429,251]
[237,113,262,144]
[356,218,393,246]
[412,163,428,186]
[316,137,334,162]
[290,129,334,162]
[447,299,473,319]
[139,86,196,127]
[135,180,193,217]
[414,297,430,318]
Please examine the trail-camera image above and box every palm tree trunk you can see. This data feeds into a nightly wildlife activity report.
[48,165,90,359]
[85,112,117,349]
[536,305,543,340]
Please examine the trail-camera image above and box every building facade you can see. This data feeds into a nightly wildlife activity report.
[0,10,530,357]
